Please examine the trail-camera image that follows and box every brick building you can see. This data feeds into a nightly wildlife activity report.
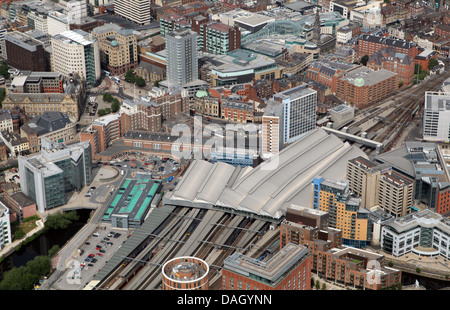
[4,31,47,71]
[367,47,415,86]
[332,66,398,108]
[357,34,420,59]
[222,243,312,290]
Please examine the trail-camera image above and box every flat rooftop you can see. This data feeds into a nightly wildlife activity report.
[102,178,161,226]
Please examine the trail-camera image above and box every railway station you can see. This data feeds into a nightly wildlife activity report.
[86,128,367,290]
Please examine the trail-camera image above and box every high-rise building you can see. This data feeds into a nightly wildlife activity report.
[18,138,92,212]
[51,30,101,85]
[423,92,450,142]
[114,0,151,26]
[270,84,317,145]
[165,28,198,87]
[312,176,372,248]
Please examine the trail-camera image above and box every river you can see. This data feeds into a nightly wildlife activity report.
[0,209,92,281]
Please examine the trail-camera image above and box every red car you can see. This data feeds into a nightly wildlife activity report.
[97,253,103,257]
[88,254,95,258]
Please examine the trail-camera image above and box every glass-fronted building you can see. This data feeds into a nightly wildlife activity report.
[18,138,92,212]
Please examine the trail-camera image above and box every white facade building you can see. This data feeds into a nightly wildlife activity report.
[114,0,151,25]
[272,84,317,144]
[381,209,450,259]
[47,11,70,36]
[423,92,450,142]
[0,202,11,250]
[51,30,101,85]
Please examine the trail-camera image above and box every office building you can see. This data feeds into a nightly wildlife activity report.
[205,49,281,87]
[114,0,151,25]
[271,84,317,144]
[312,176,372,248]
[10,72,64,94]
[423,92,450,142]
[0,201,12,250]
[92,24,138,75]
[4,32,47,72]
[162,256,209,290]
[381,209,450,259]
[51,30,101,86]
[18,138,92,212]
[222,243,311,290]
[375,141,450,215]
[23,112,77,150]
[80,113,121,159]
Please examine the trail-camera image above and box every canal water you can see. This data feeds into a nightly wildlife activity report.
[0,209,91,281]
[402,272,450,290]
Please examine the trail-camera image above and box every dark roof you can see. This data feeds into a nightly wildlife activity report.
[360,34,418,49]
[27,112,71,136]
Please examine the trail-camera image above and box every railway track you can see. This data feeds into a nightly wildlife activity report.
[346,72,450,150]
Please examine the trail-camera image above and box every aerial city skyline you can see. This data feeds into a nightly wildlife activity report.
[0,0,448,297]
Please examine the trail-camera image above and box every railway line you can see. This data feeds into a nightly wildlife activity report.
[346,72,450,152]
[94,206,276,290]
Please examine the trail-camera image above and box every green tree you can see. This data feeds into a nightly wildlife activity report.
[125,69,136,83]
[14,228,26,240]
[48,245,60,258]
[429,58,438,69]
[0,63,9,79]
[416,267,421,273]
[44,211,78,230]
[111,99,120,112]
[135,76,146,87]
[315,281,320,290]
[102,93,113,102]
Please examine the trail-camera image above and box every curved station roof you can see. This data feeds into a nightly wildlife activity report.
[163,128,367,220]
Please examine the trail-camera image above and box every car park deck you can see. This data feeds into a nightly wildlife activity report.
[102,177,162,228]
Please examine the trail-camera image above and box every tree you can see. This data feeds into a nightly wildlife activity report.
[44,211,78,230]
[48,245,60,258]
[429,58,438,69]
[14,228,26,240]
[125,69,136,83]
[315,281,320,290]
[102,93,113,102]
[135,76,146,87]
[322,283,327,290]
[361,55,369,66]
[0,63,9,79]
[111,99,120,113]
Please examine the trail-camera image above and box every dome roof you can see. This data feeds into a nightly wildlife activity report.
[111,40,119,47]
[196,90,208,98]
